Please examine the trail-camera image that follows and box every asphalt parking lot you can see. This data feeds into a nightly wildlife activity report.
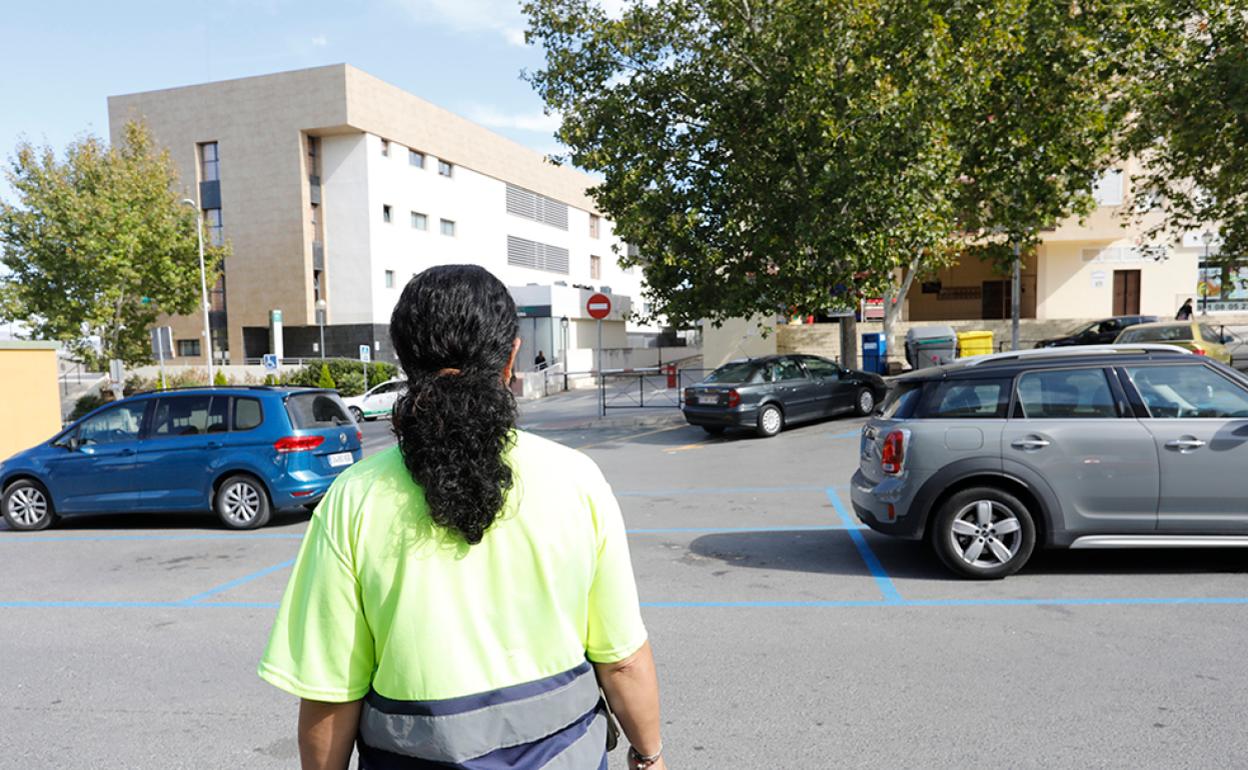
[4,408,1248,768]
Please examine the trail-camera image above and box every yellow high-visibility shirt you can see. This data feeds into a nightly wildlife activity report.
[258,430,647,703]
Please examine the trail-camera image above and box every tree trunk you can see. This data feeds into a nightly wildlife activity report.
[882,254,922,368]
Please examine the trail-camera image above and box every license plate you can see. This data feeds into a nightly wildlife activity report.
[698,395,720,405]
[328,452,354,468]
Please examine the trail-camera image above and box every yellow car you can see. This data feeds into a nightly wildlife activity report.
[1114,320,1233,363]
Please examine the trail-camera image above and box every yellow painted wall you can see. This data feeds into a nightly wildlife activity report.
[905,257,1037,321]
[1036,240,1199,320]
[0,343,62,461]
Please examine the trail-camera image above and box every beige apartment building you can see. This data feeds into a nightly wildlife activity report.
[902,157,1216,323]
[107,64,649,365]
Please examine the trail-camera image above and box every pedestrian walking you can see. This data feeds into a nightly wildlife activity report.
[1176,298,1194,320]
[535,349,548,370]
[259,264,665,770]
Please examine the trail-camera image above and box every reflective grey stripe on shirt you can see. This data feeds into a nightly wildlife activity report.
[542,709,608,770]
[359,665,601,763]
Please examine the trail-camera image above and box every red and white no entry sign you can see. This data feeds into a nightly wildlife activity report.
[586,292,612,320]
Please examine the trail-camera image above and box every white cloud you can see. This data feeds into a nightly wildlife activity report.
[310,34,328,47]
[466,104,562,133]
[390,0,529,46]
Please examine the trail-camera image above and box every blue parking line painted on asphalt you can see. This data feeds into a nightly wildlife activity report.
[627,525,848,535]
[7,595,1248,610]
[180,559,296,605]
[826,487,903,604]
[0,532,304,543]
[826,430,862,440]
[617,484,831,497]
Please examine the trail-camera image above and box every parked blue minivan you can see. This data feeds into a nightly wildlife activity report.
[0,387,362,531]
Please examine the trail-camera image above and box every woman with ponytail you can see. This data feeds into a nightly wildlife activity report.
[260,265,666,770]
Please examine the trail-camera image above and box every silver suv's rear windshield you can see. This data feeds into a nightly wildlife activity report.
[705,362,761,384]
[880,382,923,419]
[286,392,353,429]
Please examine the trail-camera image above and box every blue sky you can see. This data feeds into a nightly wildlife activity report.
[0,0,567,193]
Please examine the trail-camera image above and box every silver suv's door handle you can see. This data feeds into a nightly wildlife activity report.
[1165,438,1206,450]
[1011,437,1051,450]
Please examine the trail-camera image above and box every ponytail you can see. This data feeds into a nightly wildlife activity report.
[388,265,521,545]
[390,370,517,544]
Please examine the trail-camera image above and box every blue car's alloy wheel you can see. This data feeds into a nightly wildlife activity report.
[215,475,272,530]
[2,480,57,531]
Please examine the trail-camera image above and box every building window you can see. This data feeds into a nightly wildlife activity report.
[440,219,456,237]
[199,142,219,182]
[204,208,224,247]
[177,339,202,357]
[410,211,427,230]
[381,138,390,157]
[382,204,392,223]
[590,214,600,239]
[385,270,395,289]
[438,160,453,177]
[409,149,425,168]
[313,270,322,301]
[590,254,602,279]
[1093,168,1124,206]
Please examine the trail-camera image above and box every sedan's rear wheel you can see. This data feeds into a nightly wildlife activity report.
[855,388,877,416]
[2,480,58,531]
[215,475,272,530]
[348,406,364,424]
[931,487,1035,579]
[756,404,783,438]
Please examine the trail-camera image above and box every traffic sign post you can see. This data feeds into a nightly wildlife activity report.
[262,354,279,372]
[586,293,611,417]
[150,326,173,390]
[360,345,372,392]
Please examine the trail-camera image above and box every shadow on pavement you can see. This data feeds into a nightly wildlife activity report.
[688,528,1248,581]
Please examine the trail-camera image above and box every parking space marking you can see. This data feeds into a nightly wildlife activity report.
[0,533,304,543]
[574,425,686,451]
[8,596,1248,610]
[628,525,849,534]
[826,487,903,604]
[617,484,832,497]
[827,430,862,440]
[180,559,296,605]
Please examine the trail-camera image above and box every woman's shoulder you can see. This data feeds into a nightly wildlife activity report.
[510,430,603,480]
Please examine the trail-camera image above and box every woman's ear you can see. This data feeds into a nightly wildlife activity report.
[502,338,522,385]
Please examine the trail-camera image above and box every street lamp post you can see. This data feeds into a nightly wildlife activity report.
[559,316,569,392]
[1201,231,1215,316]
[180,198,214,384]
[316,299,328,360]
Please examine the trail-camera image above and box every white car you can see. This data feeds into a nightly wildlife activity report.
[343,379,405,423]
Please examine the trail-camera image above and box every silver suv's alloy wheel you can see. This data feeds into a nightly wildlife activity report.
[7,486,48,526]
[949,500,1023,568]
[221,481,262,525]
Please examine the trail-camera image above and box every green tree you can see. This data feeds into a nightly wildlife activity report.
[950,3,1136,345]
[524,0,1136,352]
[1124,2,1248,264]
[213,369,229,386]
[0,121,228,368]
[317,364,337,390]
[524,0,998,335]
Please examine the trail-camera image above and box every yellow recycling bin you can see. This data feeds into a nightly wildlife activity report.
[957,330,994,358]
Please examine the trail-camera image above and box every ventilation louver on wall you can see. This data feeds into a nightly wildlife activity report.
[506,185,569,230]
[507,236,570,274]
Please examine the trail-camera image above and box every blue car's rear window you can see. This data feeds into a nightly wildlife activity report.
[286,392,353,429]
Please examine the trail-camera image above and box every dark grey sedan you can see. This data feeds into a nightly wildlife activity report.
[682,355,889,437]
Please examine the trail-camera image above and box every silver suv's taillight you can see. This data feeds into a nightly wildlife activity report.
[881,429,908,475]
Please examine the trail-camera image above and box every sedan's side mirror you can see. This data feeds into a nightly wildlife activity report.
[66,436,81,451]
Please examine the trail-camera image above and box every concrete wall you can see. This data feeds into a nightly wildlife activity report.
[701,316,779,369]
[0,342,63,460]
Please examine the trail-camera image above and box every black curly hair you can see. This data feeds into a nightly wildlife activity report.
[389,265,519,544]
